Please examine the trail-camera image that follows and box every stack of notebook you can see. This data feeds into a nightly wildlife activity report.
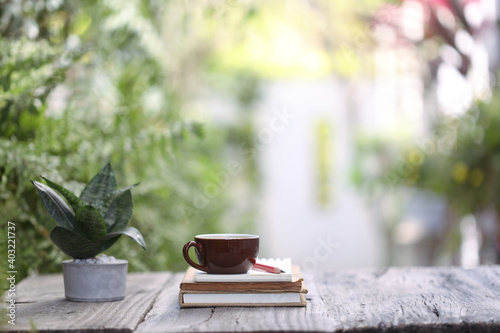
[179,258,308,307]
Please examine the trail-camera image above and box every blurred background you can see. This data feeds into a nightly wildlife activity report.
[1,0,500,288]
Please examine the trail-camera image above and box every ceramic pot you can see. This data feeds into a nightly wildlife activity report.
[62,259,128,302]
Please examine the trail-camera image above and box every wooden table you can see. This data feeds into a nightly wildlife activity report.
[4,266,500,332]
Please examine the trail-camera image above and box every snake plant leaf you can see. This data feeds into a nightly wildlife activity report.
[103,196,120,232]
[50,226,100,259]
[96,227,147,251]
[79,163,117,214]
[74,205,107,242]
[104,189,133,232]
[31,180,74,230]
[96,235,121,254]
[34,163,147,258]
[101,183,139,217]
[41,176,86,213]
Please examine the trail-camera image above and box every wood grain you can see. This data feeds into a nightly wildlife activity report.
[317,266,500,332]
[136,271,336,332]
[4,266,500,332]
[3,272,173,333]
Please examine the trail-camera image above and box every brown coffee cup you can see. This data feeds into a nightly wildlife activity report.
[182,234,259,274]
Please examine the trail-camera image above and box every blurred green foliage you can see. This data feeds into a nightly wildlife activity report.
[354,89,500,262]
[0,0,260,293]
[395,90,500,217]
[0,38,74,139]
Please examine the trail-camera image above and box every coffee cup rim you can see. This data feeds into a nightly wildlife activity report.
[195,233,259,240]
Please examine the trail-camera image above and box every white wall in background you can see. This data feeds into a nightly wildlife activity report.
[256,78,387,269]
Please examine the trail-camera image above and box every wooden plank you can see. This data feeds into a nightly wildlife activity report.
[136,271,336,332]
[317,266,500,332]
[138,267,500,333]
[5,266,500,332]
[3,272,173,333]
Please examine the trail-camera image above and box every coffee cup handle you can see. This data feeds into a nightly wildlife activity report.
[182,241,209,272]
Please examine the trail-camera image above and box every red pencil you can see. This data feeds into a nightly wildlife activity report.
[252,262,285,274]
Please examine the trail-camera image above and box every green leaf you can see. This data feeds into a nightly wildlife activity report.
[96,236,121,254]
[102,183,139,217]
[31,180,74,230]
[74,205,107,242]
[96,227,147,251]
[79,163,117,214]
[41,176,86,213]
[50,226,100,259]
[104,189,133,232]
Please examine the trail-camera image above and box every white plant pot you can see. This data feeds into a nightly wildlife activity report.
[62,259,128,302]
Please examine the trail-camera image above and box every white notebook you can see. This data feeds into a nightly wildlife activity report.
[182,292,301,304]
[195,258,293,282]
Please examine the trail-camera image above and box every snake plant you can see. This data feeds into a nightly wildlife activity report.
[31,163,146,259]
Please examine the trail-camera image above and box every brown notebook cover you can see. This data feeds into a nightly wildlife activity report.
[180,265,307,293]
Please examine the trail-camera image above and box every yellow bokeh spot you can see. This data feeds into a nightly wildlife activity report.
[470,168,484,188]
[408,149,425,166]
[72,13,92,36]
[452,162,468,184]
